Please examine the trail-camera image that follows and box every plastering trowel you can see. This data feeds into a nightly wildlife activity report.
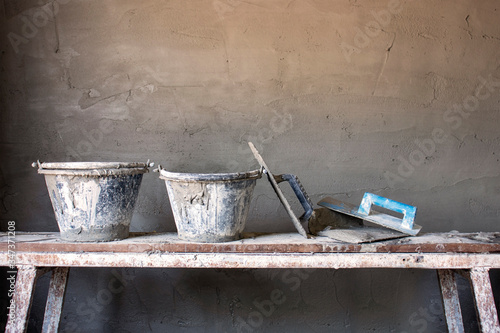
[314,194,421,243]
[248,142,421,243]
[248,142,310,238]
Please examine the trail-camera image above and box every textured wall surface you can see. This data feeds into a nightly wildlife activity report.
[1,0,499,331]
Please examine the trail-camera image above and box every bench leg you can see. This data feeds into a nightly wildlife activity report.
[5,266,46,333]
[42,267,70,333]
[438,269,465,333]
[468,268,500,333]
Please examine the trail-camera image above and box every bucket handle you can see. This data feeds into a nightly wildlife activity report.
[33,160,155,170]
[273,173,314,223]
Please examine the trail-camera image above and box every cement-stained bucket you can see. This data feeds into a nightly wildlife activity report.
[35,161,152,242]
[158,166,262,243]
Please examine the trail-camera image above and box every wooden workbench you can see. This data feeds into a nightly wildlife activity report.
[1,231,500,332]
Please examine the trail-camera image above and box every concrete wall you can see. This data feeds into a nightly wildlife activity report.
[1,0,499,331]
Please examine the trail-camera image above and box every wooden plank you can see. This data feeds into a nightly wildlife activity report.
[5,266,47,333]
[0,232,499,254]
[3,252,500,269]
[468,268,500,333]
[438,269,465,333]
[42,267,70,333]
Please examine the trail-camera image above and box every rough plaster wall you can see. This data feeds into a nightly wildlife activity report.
[0,0,499,331]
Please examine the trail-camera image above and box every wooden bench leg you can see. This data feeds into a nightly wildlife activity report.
[42,267,70,333]
[438,269,465,333]
[5,266,49,333]
[467,268,500,333]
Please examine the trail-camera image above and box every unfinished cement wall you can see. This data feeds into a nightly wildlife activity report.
[1,0,499,331]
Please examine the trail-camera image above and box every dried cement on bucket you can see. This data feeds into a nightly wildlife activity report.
[159,168,261,243]
[37,162,150,242]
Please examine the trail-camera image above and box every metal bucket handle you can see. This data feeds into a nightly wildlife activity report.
[154,164,262,182]
[33,160,154,176]
[32,160,155,169]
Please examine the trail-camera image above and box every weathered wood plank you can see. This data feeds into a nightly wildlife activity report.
[5,266,48,333]
[438,269,465,333]
[1,252,499,269]
[468,268,500,333]
[42,267,70,333]
[0,232,499,254]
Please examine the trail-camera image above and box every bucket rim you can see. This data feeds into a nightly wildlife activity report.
[37,162,149,170]
[159,168,262,182]
[36,162,151,176]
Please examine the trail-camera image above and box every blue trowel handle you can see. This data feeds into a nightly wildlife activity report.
[274,174,314,222]
[358,193,417,230]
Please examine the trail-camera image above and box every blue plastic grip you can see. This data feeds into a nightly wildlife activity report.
[357,193,416,230]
